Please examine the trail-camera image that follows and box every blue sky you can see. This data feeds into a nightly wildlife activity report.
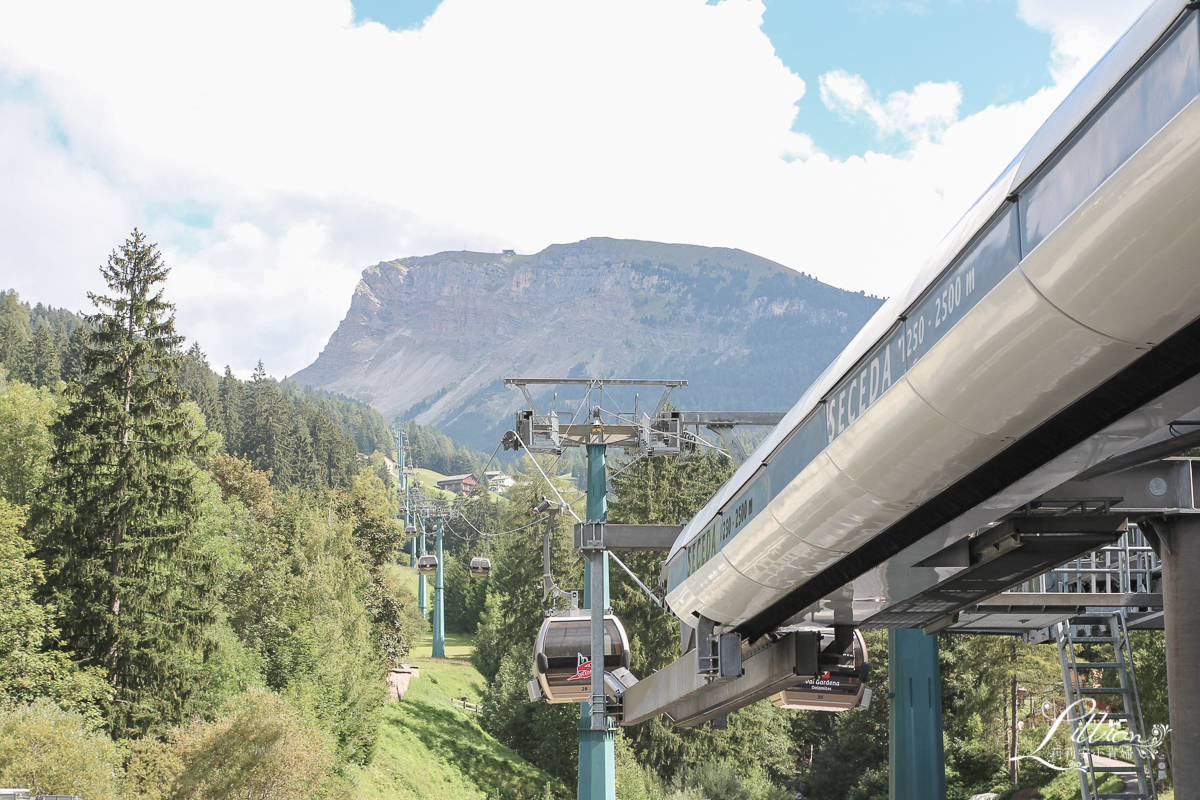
[353,0,1054,158]
[757,0,1053,157]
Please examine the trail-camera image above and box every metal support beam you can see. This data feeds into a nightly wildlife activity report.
[506,378,688,387]
[578,443,614,800]
[1072,408,1200,481]
[889,629,947,800]
[588,549,606,732]
[620,631,819,727]
[418,516,427,619]
[673,411,786,426]
[573,523,683,551]
[969,592,1163,610]
[706,424,747,465]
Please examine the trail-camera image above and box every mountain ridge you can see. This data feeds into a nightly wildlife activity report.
[290,237,883,451]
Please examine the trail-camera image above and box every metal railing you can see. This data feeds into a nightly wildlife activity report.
[1013,524,1160,596]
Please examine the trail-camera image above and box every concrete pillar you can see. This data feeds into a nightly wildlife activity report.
[1152,514,1200,793]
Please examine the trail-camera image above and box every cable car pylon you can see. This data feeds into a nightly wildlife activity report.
[432,513,445,658]
[418,514,428,619]
[501,378,777,800]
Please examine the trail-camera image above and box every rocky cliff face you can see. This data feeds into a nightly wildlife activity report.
[291,238,882,450]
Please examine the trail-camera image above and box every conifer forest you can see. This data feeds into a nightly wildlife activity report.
[0,232,1175,799]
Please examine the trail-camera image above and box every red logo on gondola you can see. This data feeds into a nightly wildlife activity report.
[568,653,592,681]
[820,671,832,679]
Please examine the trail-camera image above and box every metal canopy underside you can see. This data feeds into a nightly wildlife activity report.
[619,631,818,728]
[947,592,1165,634]
[861,516,1127,630]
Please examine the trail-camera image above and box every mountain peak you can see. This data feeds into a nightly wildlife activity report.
[290,238,881,450]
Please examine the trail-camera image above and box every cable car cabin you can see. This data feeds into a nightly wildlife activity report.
[416,555,439,575]
[404,525,418,536]
[469,557,492,578]
[772,628,871,712]
[533,612,630,704]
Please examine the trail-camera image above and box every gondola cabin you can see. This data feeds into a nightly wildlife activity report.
[416,555,439,575]
[772,628,870,712]
[404,524,418,536]
[533,611,630,704]
[469,557,492,578]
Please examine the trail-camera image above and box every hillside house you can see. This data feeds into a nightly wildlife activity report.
[485,470,515,488]
[436,473,478,494]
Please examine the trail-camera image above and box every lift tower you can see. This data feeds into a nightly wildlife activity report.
[502,377,783,800]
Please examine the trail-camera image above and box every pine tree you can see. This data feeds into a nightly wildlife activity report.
[288,412,318,489]
[61,325,88,383]
[30,323,60,387]
[52,324,71,380]
[178,342,222,442]
[242,363,301,487]
[0,291,33,377]
[308,403,357,489]
[34,230,216,736]
[218,366,244,454]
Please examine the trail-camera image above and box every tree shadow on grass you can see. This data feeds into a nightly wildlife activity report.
[385,697,569,800]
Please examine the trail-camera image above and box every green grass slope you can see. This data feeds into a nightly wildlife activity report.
[355,664,567,800]
[354,568,568,799]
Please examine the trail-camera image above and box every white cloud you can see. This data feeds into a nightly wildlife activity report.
[819,70,962,143]
[1017,0,1154,86]
[0,0,1153,377]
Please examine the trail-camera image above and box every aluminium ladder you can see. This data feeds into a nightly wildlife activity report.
[1057,611,1155,800]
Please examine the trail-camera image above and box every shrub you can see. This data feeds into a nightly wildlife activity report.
[124,687,335,800]
[0,698,122,799]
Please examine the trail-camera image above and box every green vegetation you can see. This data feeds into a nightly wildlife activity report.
[34,231,219,735]
[0,232,1175,799]
[0,699,123,798]
[356,656,567,800]
[401,419,490,477]
[0,284,399,497]
[0,231,425,797]
[0,290,86,389]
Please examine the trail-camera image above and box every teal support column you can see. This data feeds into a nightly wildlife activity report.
[432,515,446,659]
[418,516,427,620]
[397,430,405,555]
[578,442,615,800]
[889,629,947,800]
[397,430,413,568]
[401,436,416,569]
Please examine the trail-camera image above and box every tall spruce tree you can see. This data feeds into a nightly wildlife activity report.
[178,342,222,443]
[35,230,216,736]
[218,365,243,454]
[0,303,32,385]
[30,323,60,387]
[61,324,88,383]
[0,292,32,377]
